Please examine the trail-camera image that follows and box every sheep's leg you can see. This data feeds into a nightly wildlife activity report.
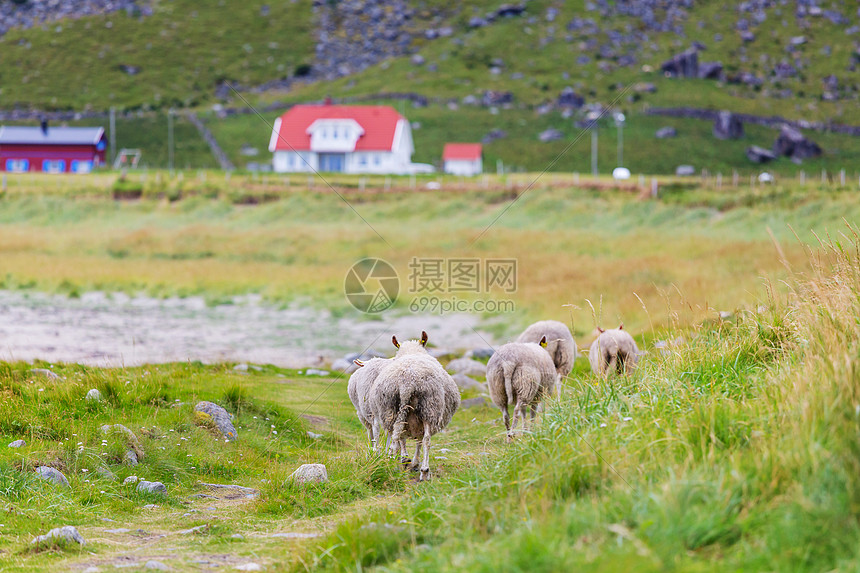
[502,406,511,433]
[530,403,538,423]
[371,419,381,452]
[419,422,432,481]
[408,440,422,471]
[508,402,524,441]
[399,439,411,465]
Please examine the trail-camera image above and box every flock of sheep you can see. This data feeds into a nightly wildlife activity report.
[347,320,640,480]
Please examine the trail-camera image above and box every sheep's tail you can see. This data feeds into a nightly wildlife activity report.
[502,361,516,405]
[391,389,414,441]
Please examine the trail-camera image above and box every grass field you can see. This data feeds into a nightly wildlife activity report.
[2,223,860,570]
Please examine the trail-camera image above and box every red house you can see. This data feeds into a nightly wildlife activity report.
[442,143,483,176]
[0,123,107,174]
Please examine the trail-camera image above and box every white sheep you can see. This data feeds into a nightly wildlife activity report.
[370,331,460,481]
[588,325,640,377]
[486,336,557,439]
[347,356,390,451]
[516,320,577,381]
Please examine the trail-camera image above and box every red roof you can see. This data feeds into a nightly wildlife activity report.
[271,104,404,152]
[443,143,482,161]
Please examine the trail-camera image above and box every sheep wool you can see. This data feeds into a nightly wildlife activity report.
[588,326,640,377]
[486,340,557,438]
[347,356,390,449]
[370,332,460,481]
[516,320,577,380]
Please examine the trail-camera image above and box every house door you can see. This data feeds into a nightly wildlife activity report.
[319,153,345,172]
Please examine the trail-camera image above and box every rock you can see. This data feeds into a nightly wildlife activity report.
[675,165,696,176]
[231,534,245,540]
[233,363,261,372]
[655,127,677,139]
[123,475,139,485]
[633,82,657,93]
[234,565,263,572]
[789,35,806,46]
[8,439,25,448]
[35,466,70,487]
[411,54,425,66]
[31,526,85,547]
[468,17,489,28]
[746,146,776,164]
[330,358,357,374]
[289,464,328,484]
[428,348,456,360]
[557,87,584,108]
[30,368,60,381]
[481,129,507,144]
[307,431,323,439]
[740,30,755,42]
[773,62,797,78]
[104,528,131,533]
[495,4,526,18]
[142,504,160,509]
[137,480,167,495]
[713,111,744,140]
[124,449,139,466]
[466,348,495,359]
[661,49,698,78]
[95,466,117,481]
[446,358,487,377]
[194,401,238,441]
[538,128,564,143]
[179,525,209,534]
[144,561,170,570]
[259,4,269,16]
[199,483,259,499]
[461,397,489,409]
[452,373,486,392]
[85,388,102,402]
[101,424,145,462]
[481,90,514,106]
[698,61,723,79]
[773,125,821,161]
[118,64,140,75]
[304,369,329,376]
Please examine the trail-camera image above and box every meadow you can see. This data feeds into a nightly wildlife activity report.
[1,175,859,570]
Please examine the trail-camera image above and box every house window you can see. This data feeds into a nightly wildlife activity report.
[71,160,93,174]
[374,154,381,166]
[358,154,367,167]
[5,159,29,172]
[322,128,328,139]
[333,128,339,139]
[287,154,294,168]
[42,159,66,173]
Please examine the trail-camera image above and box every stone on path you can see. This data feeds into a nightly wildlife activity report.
[194,401,238,441]
[31,525,85,547]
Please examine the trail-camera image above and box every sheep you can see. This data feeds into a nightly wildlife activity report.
[486,336,557,439]
[588,325,640,377]
[370,331,460,481]
[516,320,577,381]
[347,356,390,451]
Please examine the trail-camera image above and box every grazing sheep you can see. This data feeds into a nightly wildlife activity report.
[487,337,557,439]
[370,331,460,481]
[347,357,390,450]
[588,325,640,377]
[516,320,577,381]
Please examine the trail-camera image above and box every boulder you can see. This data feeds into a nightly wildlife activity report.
[331,358,358,374]
[31,526,85,547]
[194,401,238,441]
[123,475,139,485]
[30,368,60,381]
[655,127,677,139]
[538,128,564,143]
[740,31,756,42]
[773,125,821,161]
[451,373,487,392]
[482,129,507,144]
[713,111,744,140]
[661,49,698,78]
[35,466,70,487]
[101,424,145,461]
[446,358,488,377]
[698,61,723,79]
[675,165,696,176]
[557,87,584,108]
[466,348,495,359]
[8,439,25,448]
[137,480,167,495]
[481,90,514,106]
[118,64,140,75]
[290,463,328,484]
[85,388,102,402]
[746,145,776,164]
[144,561,170,571]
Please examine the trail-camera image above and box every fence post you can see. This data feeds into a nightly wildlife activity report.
[821,169,826,183]
[732,170,738,187]
[574,172,579,185]
[840,169,846,186]
[800,170,805,185]
[716,172,722,190]
[651,178,658,198]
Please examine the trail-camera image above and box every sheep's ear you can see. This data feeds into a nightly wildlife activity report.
[353,359,365,368]
[420,331,429,346]
[598,327,605,333]
[392,336,400,349]
[618,323,624,330]
[539,336,547,348]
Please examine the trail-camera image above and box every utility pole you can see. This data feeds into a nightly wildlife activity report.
[109,107,116,167]
[168,109,175,176]
[587,111,600,176]
[614,112,625,167]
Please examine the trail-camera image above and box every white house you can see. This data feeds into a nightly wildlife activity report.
[442,143,483,176]
[268,103,419,174]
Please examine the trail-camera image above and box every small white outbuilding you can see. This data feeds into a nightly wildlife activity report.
[442,143,483,176]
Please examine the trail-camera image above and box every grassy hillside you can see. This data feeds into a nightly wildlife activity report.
[3,230,860,570]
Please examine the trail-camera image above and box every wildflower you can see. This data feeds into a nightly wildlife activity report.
[599,423,607,428]
[623,416,632,421]
[81,469,89,473]
[272,430,278,435]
